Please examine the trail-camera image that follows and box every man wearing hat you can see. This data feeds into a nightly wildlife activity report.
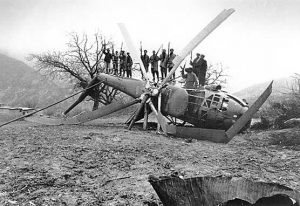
[167,48,176,80]
[159,49,168,80]
[190,53,207,86]
[125,52,133,78]
[181,67,199,89]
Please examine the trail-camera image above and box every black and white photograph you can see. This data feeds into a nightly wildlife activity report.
[0,0,299,205]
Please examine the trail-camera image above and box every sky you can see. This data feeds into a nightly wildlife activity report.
[0,0,299,92]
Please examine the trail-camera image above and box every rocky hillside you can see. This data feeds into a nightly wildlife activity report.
[233,77,294,105]
[0,54,69,108]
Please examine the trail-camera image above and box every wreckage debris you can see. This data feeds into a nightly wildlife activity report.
[149,175,300,206]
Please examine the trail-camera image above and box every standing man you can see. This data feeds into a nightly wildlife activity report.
[159,49,167,80]
[141,50,150,73]
[167,48,176,80]
[190,53,207,86]
[181,67,199,89]
[197,54,207,86]
[112,51,119,75]
[190,53,201,77]
[150,50,160,82]
[126,52,133,78]
[103,48,113,73]
[119,50,126,77]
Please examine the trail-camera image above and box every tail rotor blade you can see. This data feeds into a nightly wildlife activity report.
[225,81,273,142]
[159,9,235,89]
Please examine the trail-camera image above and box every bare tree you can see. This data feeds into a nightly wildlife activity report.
[28,32,119,110]
[290,73,300,99]
[205,62,227,85]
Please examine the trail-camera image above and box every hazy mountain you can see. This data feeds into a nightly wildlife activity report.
[233,76,295,104]
[0,53,69,108]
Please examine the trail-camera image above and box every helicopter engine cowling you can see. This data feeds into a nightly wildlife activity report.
[161,86,189,118]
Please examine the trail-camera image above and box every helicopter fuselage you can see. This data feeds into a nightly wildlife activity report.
[97,73,248,130]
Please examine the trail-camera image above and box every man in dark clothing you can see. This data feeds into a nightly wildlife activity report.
[119,50,126,77]
[112,51,119,75]
[190,53,201,76]
[167,48,176,80]
[159,49,167,80]
[126,52,133,78]
[150,50,159,82]
[141,50,150,73]
[103,48,113,73]
[190,53,207,86]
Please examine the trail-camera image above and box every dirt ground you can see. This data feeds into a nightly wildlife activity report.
[0,115,299,206]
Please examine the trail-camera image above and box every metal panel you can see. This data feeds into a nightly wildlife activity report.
[166,125,226,143]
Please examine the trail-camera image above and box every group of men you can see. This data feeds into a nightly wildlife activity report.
[140,49,176,82]
[103,49,133,78]
[103,47,208,89]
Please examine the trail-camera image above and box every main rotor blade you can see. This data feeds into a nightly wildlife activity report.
[159,9,235,88]
[0,81,101,128]
[148,100,167,133]
[118,23,150,82]
[128,95,149,130]
[225,81,273,142]
[64,77,101,115]
[26,98,140,126]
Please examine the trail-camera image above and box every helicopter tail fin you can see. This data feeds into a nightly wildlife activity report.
[224,81,273,142]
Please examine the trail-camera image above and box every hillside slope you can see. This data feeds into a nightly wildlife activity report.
[233,77,294,104]
[0,54,69,108]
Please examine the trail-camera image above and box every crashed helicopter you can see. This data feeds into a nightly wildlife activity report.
[1,9,272,143]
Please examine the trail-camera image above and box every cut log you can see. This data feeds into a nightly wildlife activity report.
[149,176,300,206]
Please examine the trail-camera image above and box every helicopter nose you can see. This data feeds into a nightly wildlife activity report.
[227,99,248,119]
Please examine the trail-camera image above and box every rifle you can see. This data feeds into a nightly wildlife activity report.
[103,39,106,51]
[166,42,170,67]
[140,41,143,56]
[111,44,115,54]
[120,42,123,52]
[155,44,163,56]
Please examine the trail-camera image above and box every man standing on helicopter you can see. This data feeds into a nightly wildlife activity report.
[159,49,168,80]
[191,54,207,86]
[167,48,176,80]
[125,52,133,78]
[150,50,160,82]
[181,67,199,89]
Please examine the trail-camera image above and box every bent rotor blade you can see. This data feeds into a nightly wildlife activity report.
[26,98,139,126]
[118,23,150,82]
[128,95,149,130]
[64,77,101,115]
[148,100,167,133]
[225,81,273,142]
[160,9,235,88]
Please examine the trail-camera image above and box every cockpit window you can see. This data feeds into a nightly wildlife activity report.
[227,94,248,107]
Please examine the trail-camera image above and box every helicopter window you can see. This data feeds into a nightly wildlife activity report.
[207,95,213,100]
[206,100,211,107]
[212,102,218,107]
[221,98,229,111]
[213,97,220,102]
